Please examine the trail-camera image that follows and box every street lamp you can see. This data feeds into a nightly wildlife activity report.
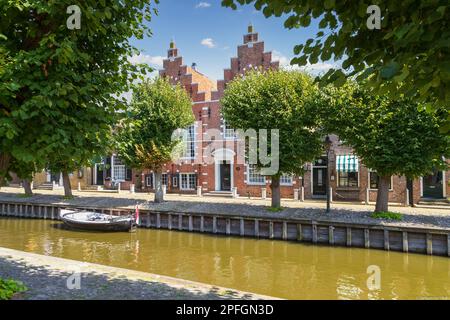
[324,135,332,213]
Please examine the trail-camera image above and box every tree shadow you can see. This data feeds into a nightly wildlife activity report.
[0,256,260,300]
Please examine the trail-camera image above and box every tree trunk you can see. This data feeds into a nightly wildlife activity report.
[375,175,390,213]
[154,170,164,203]
[62,171,73,198]
[23,179,33,196]
[0,153,11,188]
[271,175,281,208]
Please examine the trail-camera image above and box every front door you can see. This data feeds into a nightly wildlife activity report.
[220,161,231,191]
[423,170,443,199]
[312,167,327,196]
[95,164,104,185]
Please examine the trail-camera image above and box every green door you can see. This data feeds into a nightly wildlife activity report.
[423,171,443,199]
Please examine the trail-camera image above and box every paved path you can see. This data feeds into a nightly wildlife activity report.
[0,247,274,300]
[0,187,449,230]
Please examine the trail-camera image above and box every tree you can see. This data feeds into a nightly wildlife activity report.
[323,83,449,212]
[116,78,194,203]
[0,1,158,188]
[8,158,41,196]
[221,70,324,208]
[222,0,450,130]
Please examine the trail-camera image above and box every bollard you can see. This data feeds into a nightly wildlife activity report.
[365,188,369,205]
[405,188,410,207]
[294,189,299,201]
[163,185,167,196]
[329,187,333,203]
[117,183,121,193]
[130,184,135,194]
[197,186,202,197]
[261,188,267,200]
[77,182,81,192]
[232,187,238,198]
[300,186,305,202]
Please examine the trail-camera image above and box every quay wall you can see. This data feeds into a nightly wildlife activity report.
[0,201,449,258]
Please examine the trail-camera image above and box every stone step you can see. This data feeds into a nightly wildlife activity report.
[204,191,234,198]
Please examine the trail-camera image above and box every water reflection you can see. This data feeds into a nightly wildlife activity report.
[0,217,448,299]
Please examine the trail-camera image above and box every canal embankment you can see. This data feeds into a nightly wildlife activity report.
[0,190,449,257]
[0,247,274,300]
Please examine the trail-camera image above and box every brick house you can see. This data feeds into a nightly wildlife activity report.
[92,26,448,205]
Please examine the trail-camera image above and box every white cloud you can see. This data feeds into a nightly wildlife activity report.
[201,38,216,49]
[195,2,211,9]
[129,53,164,68]
[272,50,337,76]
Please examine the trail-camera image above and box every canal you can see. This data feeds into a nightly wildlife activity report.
[0,217,448,299]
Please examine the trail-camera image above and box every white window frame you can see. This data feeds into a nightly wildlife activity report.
[111,156,126,182]
[180,173,197,190]
[280,175,293,186]
[337,171,359,188]
[223,119,235,140]
[368,170,393,191]
[246,164,265,185]
[146,174,153,188]
[181,125,195,159]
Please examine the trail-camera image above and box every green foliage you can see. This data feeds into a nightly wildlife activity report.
[221,70,325,177]
[0,0,159,178]
[266,206,283,212]
[0,277,27,300]
[322,82,449,179]
[222,0,450,128]
[370,211,403,221]
[116,78,194,171]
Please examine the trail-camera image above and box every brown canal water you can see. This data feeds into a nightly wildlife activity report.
[0,217,449,300]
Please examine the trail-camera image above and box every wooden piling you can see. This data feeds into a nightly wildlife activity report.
[402,232,408,253]
[346,227,352,247]
[297,224,303,241]
[329,226,335,245]
[240,218,245,236]
[364,229,370,248]
[384,230,390,251]
[426,233,433,255]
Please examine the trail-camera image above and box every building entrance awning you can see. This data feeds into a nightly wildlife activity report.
[336,154,359,172]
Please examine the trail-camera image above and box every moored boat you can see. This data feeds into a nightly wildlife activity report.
[60,209,136,232]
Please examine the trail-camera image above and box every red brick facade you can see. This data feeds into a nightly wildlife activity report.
[122,27,448,205]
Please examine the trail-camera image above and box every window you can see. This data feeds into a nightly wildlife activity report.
[223,120,234,139]
[172,175,178,188]
[369,171,392,190]
[112,157,126,181]
[247,165,265,184]
[180,173,196,190]
[146,175,153,188]
[162,173,168,186]
[183,125,195,158]
[280,175,293,185]
[338,172,359,187]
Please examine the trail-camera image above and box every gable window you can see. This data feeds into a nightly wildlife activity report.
[247,164,265,185]
[369,171,392,190]
[183,125,195,159]
[180,173,196,190]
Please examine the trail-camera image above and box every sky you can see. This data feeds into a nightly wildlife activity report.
[130,0,338,81]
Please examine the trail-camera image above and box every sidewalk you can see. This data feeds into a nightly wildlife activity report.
[0,247,274,300]
[0,187,449,230]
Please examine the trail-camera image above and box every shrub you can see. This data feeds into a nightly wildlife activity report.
[370,211,403,221]
[0,278,27,300]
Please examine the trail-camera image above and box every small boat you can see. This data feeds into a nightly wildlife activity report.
[60,209,136,232]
